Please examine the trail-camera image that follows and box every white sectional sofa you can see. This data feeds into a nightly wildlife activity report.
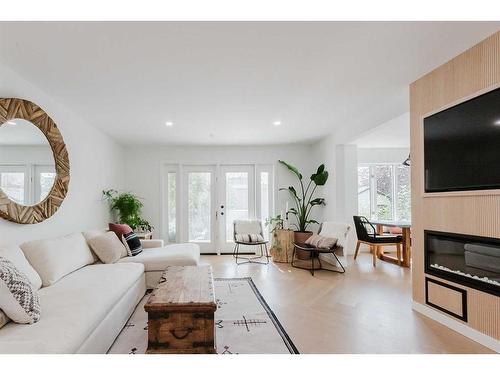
[0,231,200,354]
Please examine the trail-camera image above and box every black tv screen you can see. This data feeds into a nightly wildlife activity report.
[424,87,500,193]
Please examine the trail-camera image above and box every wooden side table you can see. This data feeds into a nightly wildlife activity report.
[135,231,153,240]
[270,229,295,263]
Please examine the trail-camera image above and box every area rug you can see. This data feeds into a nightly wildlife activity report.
[108,277,299,354]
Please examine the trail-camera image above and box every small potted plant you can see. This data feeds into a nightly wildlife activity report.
[278,160,329,259]
[265,214,284,233]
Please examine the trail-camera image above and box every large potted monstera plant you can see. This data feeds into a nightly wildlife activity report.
[278,160,329,259]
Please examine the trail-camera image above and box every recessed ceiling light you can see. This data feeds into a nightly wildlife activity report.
[273,121,282,126]
[165,121,173,127]
[494,119,500,126]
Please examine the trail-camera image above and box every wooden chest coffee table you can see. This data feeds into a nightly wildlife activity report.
[144,265,217,354]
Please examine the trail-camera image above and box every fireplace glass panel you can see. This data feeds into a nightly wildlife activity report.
[425,231,500,296]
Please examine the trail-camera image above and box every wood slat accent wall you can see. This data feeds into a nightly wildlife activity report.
[410,31,500,340]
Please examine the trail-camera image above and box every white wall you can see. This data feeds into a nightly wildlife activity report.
[123,144,319,238]
[357,147,410,164]
[309,135,336,224]
[0,145,54,165]
[0,63,125,246]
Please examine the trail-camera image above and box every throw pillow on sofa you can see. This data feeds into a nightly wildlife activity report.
[0,257,41,324]
[82,229,108,262]
[0,246,42,290]
[108,223,133,257]
[21,233,95,287]
[121,232,143,256]
[0,310,10,329]
[88,232,128,264]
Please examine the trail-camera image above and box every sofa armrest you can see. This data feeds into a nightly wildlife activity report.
[140,239,165,249]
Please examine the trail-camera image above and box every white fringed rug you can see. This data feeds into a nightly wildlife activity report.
[108,277,299,354]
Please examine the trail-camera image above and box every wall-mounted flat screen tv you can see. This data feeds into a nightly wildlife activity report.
[424,87,500,193]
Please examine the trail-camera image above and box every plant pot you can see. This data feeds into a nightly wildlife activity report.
[294,231,313,260]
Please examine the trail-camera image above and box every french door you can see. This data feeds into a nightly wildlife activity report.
[163,163,273,254]
[217,165,255,253]
[182,165,217,253]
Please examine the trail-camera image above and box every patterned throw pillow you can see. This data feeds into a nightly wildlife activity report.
[0,257,41,324]
[235,234,265,243]
[305,234,338,250]
[122,232,143,256]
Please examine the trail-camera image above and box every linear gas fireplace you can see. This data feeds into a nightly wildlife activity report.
[425,230,500,296]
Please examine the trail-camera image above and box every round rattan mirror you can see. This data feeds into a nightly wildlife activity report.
[0,98,70,224]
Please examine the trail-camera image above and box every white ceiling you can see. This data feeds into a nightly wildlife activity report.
[0,119,51,146]
[0,22,499,146]
[353,112,410,148]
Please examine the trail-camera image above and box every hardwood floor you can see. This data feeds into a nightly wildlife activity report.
[201,248,493,354]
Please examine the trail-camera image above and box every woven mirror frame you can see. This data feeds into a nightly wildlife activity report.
[0,98,70,224]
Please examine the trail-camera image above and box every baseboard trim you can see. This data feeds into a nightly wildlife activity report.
[412,301,500,353]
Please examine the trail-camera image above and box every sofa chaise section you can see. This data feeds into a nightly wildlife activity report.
[118,241,200,288]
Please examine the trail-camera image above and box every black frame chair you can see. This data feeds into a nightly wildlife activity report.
[352,215,402,267]
[291,243,346,276]
[291,222,348,276]
[232,220,270,265]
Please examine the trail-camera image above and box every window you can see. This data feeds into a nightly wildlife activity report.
[187,172,212,242]
[1,164,56,206]
[357,166,370,218]
[225,172,249,242]
[38,172,56,201]
[395,165,411,221]
[167,172,176,242]
[374,165,393,220]
[260,171,270,240]
[357,164,411,221]
[0,171,26,204]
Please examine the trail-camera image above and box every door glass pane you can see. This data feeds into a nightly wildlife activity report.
[374,165,393,220]
[188,172,211,242]
[39,172,56,202]
[0,172,25,204]
[167,172,176,242]
[357,166,371,218]
[396,165,411,221]
[225,172,249,242]
[260,172,270,241]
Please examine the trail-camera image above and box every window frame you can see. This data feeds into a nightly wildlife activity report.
[358,163,411,222]
[0,164,29,205]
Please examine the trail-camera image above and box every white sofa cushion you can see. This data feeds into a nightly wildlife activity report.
[0,262,145,354]
[0,258,41,324]
[0,310,9,329]
[82,229,108,262]
[0,246,42,290]
[21,233,95,287]
[87,232,127,264]
[117,243,200,271]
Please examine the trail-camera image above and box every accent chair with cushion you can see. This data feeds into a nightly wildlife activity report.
[292,221,350,275]
[233,219,269,265]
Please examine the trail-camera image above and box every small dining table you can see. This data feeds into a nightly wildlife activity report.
[369,220,411,268]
